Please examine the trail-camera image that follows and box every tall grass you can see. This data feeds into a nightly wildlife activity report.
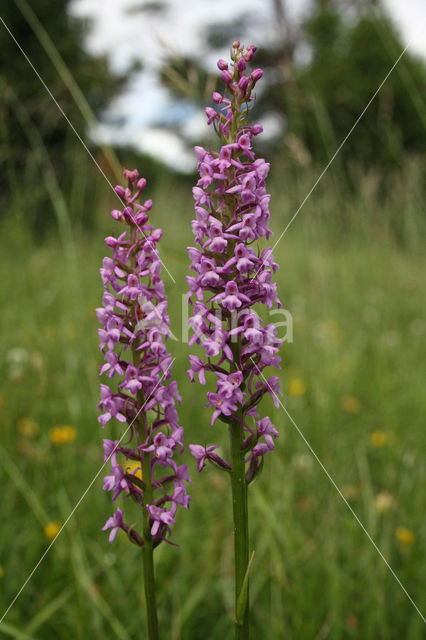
[0,150,425,638]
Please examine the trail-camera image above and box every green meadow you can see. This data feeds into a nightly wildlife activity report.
[0,157,425,638]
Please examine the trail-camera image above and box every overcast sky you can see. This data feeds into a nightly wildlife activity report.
[70,0,426,169]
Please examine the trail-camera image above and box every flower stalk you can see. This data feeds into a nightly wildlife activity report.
[141,448,159,639]
[133,354,159,639]
[230,415,250,636]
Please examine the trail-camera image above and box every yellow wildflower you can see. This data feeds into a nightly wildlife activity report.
[287,378,306,397]
[396,527,415,547]
[320,319,345,344]
[341,396,360,413]
[0,566,4,579]
[341,485,360,500]
[126,460,142,480]
[370,430,387,447]
[17,418,39,437]
[44,522,61,540]
[49,425,77,445]
[374,492,396,513]
[345,612,358,630]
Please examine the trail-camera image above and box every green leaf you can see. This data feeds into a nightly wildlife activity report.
[25,590,72,634]
[0,621,35,640]
[235,551,255,625]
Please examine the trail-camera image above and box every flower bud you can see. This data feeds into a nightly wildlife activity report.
[123,206,134,221]
[221,70,233,85]
[137,177,147,191]
[123,168,138,184]
[105,236,118,247]
[238,76,249,92]
[237,58,246,74]
[114,185,125,198]
[244,45,257,62]
[252,123,263,135]
[212,91,223,104]
[134,212,148,225]
[250,68,263,83]
[111,209,123,221]
[232,40,240,49]
[217,59,228,70]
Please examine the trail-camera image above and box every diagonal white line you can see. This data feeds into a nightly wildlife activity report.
[0,15,176,284]
[255,23,425,276]
[251,358,426,624]
[0,359,175,626]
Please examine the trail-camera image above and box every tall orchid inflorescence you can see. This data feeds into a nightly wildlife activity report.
[186,42,282,637]
[187,42,282,477]
[97,169,190,637]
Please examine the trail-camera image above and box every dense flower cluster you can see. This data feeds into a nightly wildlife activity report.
[98,169,190,546]
[187,42,282,480]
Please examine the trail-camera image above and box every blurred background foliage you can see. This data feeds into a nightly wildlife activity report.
[256,6,426,176]
[0,0,133,233]
[0,0,425,637]
[159,0,426,183]
[1,0,425,235]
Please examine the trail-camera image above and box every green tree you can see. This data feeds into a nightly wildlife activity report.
[0,0,129,231]
[256,4,426,177]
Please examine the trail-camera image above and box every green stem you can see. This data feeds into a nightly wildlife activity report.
[229,417,250,639]
[129,233,159,639]
[134,388,159,639]
[225,60,252,636]
[141,450,159,640]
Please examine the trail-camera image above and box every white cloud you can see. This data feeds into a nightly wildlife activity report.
[383,0,426,57]
[71,0,425,168]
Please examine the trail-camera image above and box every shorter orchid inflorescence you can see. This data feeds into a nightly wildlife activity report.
[187,41,283,482]
[97,169,190,550]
